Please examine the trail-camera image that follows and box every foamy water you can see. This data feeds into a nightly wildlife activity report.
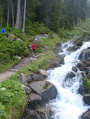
[47,41,90,119]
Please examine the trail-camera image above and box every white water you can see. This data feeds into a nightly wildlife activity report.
[47,41,90,119]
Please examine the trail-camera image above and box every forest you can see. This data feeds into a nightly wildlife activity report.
[0,0,89,33]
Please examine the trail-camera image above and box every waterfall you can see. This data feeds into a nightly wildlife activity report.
[47,41,90,119]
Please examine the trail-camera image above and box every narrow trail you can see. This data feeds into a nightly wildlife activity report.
[0,54,38,82]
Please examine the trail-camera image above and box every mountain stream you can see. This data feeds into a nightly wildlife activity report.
[47,41,90,119]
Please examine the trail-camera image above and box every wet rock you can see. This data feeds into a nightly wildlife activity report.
[39,69,47,77]
[83,94,90,105]
[32,74,45,81]
[66,72,76,79]
[81,109,90,119]
[23,109,40,119]
[29,81,57,103]
[79,49,90,61]
[67,46,78,52]
[37,106,51,119]
[72,66,77,72]
[18,73,32,83]
[22,85,32,94]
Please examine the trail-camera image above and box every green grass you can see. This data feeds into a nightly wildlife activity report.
[0,60,19,73]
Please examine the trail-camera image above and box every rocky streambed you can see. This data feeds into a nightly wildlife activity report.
[19,34,90,119]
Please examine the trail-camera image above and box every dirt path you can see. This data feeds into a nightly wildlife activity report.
[0,54,38,83]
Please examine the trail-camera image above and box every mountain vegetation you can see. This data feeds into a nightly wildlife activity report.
[0,0,90,119]
[0,0,88,32]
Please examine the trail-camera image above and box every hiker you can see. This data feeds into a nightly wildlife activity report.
[0,28,6,33]
[31,43,37,53]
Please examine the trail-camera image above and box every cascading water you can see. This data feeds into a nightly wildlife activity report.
[47,41,90,119]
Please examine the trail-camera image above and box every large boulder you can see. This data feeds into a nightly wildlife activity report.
[28,93,42,102]
[81,109,90,119]
[32,74,45,81]
[83,94,90,105]
[18,73,32,83]
[29,81,57,102]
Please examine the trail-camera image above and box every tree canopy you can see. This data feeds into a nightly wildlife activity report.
[0,0,88,32]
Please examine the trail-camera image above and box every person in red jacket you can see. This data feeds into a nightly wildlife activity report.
[31,43,37,53]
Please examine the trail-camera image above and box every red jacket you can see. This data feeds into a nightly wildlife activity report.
[32,44,37,50]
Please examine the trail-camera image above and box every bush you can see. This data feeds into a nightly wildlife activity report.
[0,53,11,64]
[10,40,30,56]
[25,22,51,35]
[0,77,26,119]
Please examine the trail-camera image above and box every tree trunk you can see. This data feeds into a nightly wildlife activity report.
[22,0,26,33]
[7,4,9,27]
[12,1,14,27]
[16,0,21,29]
[1,3,3,27]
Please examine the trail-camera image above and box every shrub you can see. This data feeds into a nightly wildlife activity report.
[0,78,26,119]
[10,40,30,56]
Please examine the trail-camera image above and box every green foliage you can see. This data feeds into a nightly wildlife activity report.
[0,77,26,119]
[10,40,30,56]
[0,28,31,72]
[25,22,51,35]
[0,103,6,119]
[35,41,45,53]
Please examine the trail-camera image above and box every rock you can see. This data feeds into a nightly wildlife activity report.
[53,54,65,67]
[16,56,22,60]
[18,73,32,83]
[17,38,21,41]
[39,69,47,77]
[35,35,42,42]
[8,34,15,40]
[72,66,77,72]
[79,49,90,61]
[32,74,45,81]
[42,34,49,39]
[66,72,76,79]
[22,85,32,94]
[67,46,78,52]
[77,41,82,47]
[28,93,42,102]
[83,94,90,105]
[29,81,57,102]
[23,109,40,119]
[37,106,51,119]
[81,109,90,119]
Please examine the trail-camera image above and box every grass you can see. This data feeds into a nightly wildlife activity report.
[0,60,19,73]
